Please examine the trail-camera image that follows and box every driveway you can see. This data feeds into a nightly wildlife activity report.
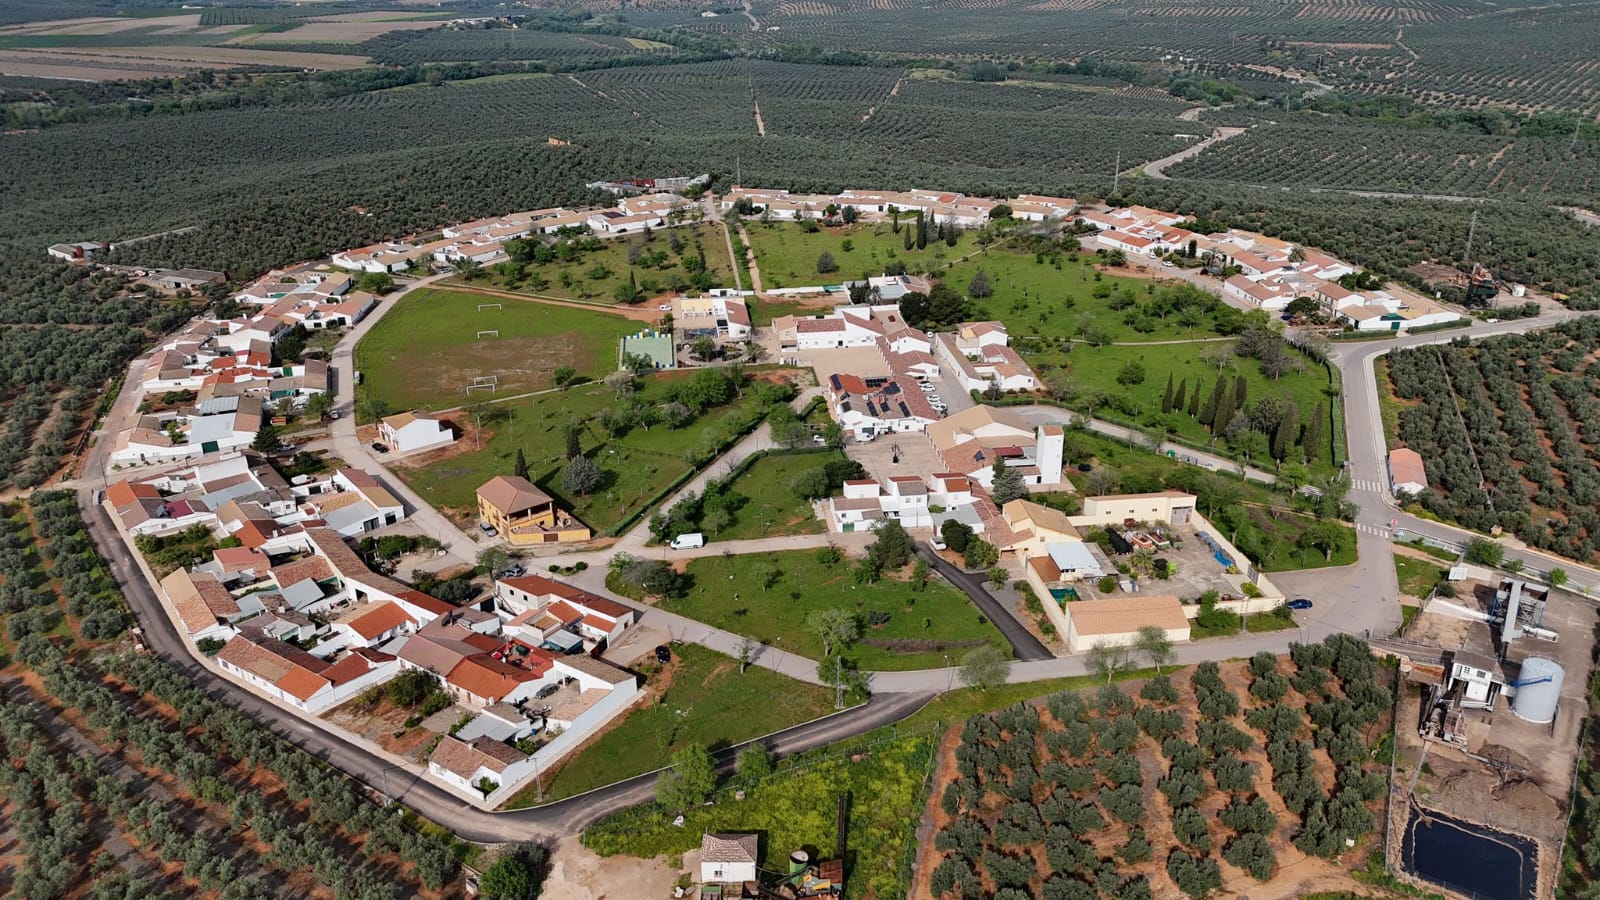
[917,547,1052,662]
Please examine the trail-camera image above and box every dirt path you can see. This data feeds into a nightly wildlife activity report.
[753,97,766,136]
[741,0,760,31]
[861,74,906,123]
[735,222,764,292]
[542,834,681,899]
[1142,126,1248,179]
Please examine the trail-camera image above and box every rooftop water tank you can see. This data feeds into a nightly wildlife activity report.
[1510,656,1563,724]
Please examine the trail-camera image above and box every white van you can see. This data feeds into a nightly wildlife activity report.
[669,533,706,550]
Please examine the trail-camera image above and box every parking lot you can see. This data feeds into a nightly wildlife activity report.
[845,430,943,491]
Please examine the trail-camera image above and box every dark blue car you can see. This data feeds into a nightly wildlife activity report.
[1288,598,1313,610]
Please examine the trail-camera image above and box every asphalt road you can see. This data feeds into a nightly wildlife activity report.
[1328,309,1600,598]
[918,546,1052,662]
[82,483,936,839]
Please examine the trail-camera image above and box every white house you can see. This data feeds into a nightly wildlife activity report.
[774,305,913,352]
[925,407,1064,488]
[1062,594,1191,654]
[216,634,400,713]
[825,373,941,440]
[933,324,1036,393]
[110,397,263,467]
[700,833,760,885]
[332,242,419,274]
[378,411,455,455]
[826,476,934,530]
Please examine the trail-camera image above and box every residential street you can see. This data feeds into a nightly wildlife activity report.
[67,240,1600,846]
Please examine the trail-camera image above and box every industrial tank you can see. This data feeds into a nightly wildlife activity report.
[1510,657,1564,724]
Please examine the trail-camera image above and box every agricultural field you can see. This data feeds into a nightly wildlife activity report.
[1168,123,1600,200]
[393,368,789,534]
[663,549,1012,671]
[0,490,464,898]
[361,26,681,65]
[584,729,935,900]
[454,222,737,305]
[923,638,1394,898]
[1385,316,1600,563]
[353,288,639,411]
[506,643,836,806]
[0,259,193,491]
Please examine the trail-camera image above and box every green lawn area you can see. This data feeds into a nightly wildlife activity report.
[941,248,1234,344]
[353,288,636,411]
[747,296,824,326]
[1190,604,1298,639]
[664,550,1010,671]
[446,223,737,304]
[1061,429,1278,505]
[1374,356,1408,451]
[746,221,968,287]
[1027,340,1340,477]
[584,730,933,900]
[504,643,836,806]
[393,374,773,533]
[1237,507,1359,573]
[711,450,838,541]
[1395,555,1447,598]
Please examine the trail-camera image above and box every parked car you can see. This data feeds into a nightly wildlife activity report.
[1288,598,1314,610]
[655,645,672,664]
[479,522,497,535]
[669,532,706,550]
[499,565,525,579]
[811,434,827,445]
[658,304,673,311]
[918,382,937,392]
[370,442,388,453]
[931,535,947,551]
[535,683,561,700]
[327,410,341,420]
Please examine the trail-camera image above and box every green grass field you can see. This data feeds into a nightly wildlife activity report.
[353,288,637,411]
[712,450,839,541]
[1029,341,1339,476]
[1241,507,1359,572]
[584,730,932,900]
[504,643,835,806]
[1395,555,1447,598]
[941,250,1226,343]
[394,374,771,533]
[448,223,736,304]
[1374,356,1407,450]
[663,550,1010,671]
[746,221,968,287]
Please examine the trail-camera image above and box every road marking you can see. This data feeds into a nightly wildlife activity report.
[1355,523,1393,538]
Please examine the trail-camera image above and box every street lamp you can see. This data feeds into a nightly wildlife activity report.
[944,654,954,691]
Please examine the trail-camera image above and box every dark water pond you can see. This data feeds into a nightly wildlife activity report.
[1401,807,1537,900]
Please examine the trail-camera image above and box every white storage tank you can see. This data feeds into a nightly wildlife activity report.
[1510,657,1563,724]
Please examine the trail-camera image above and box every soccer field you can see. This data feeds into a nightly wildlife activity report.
[353,288,639,411]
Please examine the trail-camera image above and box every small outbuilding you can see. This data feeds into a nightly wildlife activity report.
[1388,447,1428,496]
[700,832,759,886]
[378,411,455,455]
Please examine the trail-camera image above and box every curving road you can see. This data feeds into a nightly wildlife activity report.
[82,481,935,840]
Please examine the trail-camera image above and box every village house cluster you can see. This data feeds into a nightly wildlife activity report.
[109,454,643,805]
[720,188,1078,226]
[1082,205,1462,332]
[331,192,699,274]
